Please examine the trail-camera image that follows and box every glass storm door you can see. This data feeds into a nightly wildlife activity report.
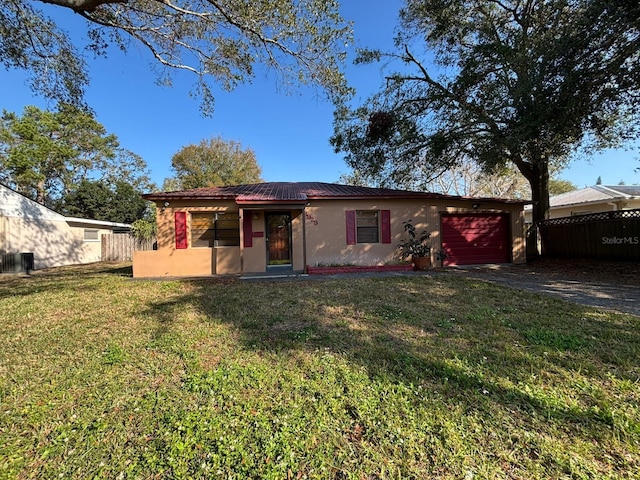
[266,213,291,266]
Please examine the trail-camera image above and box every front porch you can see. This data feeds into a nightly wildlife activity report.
[239,206,306,275]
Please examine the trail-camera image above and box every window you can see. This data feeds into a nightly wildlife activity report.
[346,210,391,245]
[191,212,240,247]
[356,210,379,243]
[84,229,99,241]
[191,213,214,247]
[215,212,241,246]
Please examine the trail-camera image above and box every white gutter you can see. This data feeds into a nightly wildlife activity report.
[65,217,131,229]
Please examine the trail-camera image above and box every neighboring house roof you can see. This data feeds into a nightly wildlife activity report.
[524,185,640,211]
[0,183,67,221]
[144,182,529,204]
[65,217,131,229]
[597,185,640,197]
[0,183,130,229]
[551,185,640,207]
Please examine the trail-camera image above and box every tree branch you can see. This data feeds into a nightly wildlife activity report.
[398,46,506,139]
[39,0,126,13]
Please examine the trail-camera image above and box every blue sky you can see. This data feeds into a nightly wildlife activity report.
[1,1,638,191]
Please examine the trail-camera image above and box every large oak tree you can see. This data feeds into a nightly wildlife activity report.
[1,0,352,113]
[0,104,152,207]
[332,0,640,223]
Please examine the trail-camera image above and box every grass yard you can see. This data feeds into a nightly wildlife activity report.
[0,263,638,479]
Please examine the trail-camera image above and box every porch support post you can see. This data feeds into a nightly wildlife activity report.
[239,207,245,274]
[302,205,308,273]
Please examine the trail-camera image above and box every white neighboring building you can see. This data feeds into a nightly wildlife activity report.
[0,183,130,270]
[525,185,640,223]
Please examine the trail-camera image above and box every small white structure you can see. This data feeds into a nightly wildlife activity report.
[525,185,640,223]
[0,183,130,270]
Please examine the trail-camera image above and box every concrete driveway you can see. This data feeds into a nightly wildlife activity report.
[446,259,640,317]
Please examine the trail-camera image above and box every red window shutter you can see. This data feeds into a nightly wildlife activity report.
[175,212,187,249]
[346,210,356,245]
[381,210,391,244]
[243,214,253,248]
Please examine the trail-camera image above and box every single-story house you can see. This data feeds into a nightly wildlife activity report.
[525,185,640,223]
[0,183,130,271]
[134,182,528,278]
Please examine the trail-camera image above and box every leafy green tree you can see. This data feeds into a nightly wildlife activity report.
[337,169,381,188]
[1,0,352,114]
[0,104,152,207]
[332,0,640,223]
[161,177,182,193]
[59,179,149,223]
[548,179,577,196]
[130,218,157,242]
[166,136,263,189]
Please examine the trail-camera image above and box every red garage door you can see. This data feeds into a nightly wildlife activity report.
[441,213,510,266]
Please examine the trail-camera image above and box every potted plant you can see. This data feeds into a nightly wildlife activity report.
[398,220,432,270]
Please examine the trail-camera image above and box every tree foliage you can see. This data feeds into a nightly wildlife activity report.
[167,136,263,189]
[332,0,640,223]
[130,218,157,241]
[548,179,577,196]
[58,179,149,223]
[0,104,152,207]
[1,0,352,114]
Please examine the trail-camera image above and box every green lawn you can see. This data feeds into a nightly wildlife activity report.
[0,263,638,479]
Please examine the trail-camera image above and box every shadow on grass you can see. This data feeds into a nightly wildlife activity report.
[90,263,133,277]
[0,262,133,300]
[141,275,640,440]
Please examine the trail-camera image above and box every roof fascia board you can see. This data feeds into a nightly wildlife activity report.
[143,194,236,201]
[236,200,307,207]
[65,217,131,228]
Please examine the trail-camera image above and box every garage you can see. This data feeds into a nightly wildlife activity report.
[441,213,511,265]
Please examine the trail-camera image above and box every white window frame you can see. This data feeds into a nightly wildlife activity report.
[83,229,100,242]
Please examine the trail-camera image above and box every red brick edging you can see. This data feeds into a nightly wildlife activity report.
[306,264,413,275]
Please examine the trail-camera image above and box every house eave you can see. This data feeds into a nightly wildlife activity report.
[142,183,531,206]
[237,201,308,209]
[65,217,132,229]
[524,197,632,211]
[143,193,237,202]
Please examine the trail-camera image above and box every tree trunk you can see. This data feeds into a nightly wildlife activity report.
[510,152,551,224]
[36,179,46,206]
[511,153,550,259]
[529,160,550,225]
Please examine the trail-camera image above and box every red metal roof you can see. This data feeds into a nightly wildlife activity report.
[143,182,528,204]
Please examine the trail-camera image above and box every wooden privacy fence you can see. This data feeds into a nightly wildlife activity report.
[102,234,156,261]
[539,209,640,260]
